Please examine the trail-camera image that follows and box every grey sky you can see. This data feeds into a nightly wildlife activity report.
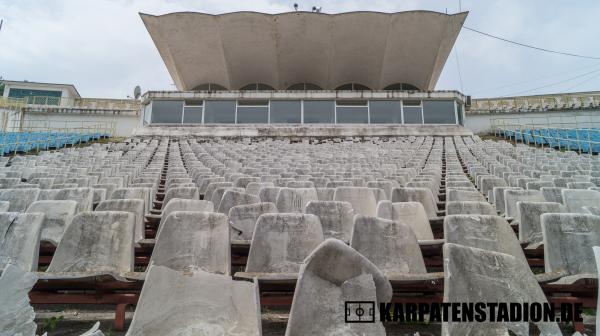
[1,0,599,99]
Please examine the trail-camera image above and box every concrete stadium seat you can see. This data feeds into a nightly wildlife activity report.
[526,180,555,190]
[562,189,600,213]
[444,215,527,264]
[443,243,561,335]
[480,176,508,202]
[229,202,278,240]
[0,178,20,189]
[258,186,281,204]
[0,188,40,212]
[516,201,566,245]
[316,187,335,201]
[46,211,136,276]
[96,199,146,243]
[204,181,234,201]
[305,201,355,242]
[276,187,319,213]
[26,200,78,246]
[286,180,315,189]
[350,215,426,277]
[365,180,398,199]
[391,187,438,219]
[503,189,544,221]
[541,187,565,203]
[126,265,261,335]
[375,201,434,240]
[567,181,596,189]
[245,213,323,274]
[0,212,44,272]
[150,211,230,274]
[161,187,199,210]
[285,239,391,336]
[245,181,275,196]
[583,206,600,216]
[333,187,378,216]
[445,201,496,215]
[445,188,486,203]
[211,187,244,208]
[217,190,260,214]
[542,213,600,280]
[491,187,521,216]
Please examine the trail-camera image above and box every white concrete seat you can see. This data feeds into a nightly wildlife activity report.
[350,215,426,277]
[391,187,438,219]
[285,239,391,336]
[245,181,275,196]
[443,243,561,335]
[491,187,521,216]
[315,187,335,201]
[479,176,508,202]
[516,201,566,245]
[161,187,199,210]
[204,181,233,202]
[376,201,434,240]
[210,187,244,208]
[562,189,600,213]
[0,188,40,212]
[150,211,230,274]
[445,188,485,203]
[0,178,20,189]
[305,201,355,242]
[503,189,544,222]
[45,211,136,277]
[445,201,496,215]
[217,190,260,214]
[26,200,77,246]
[526,180,555,190]
[540,187,565,203]
[333,187,378,216]
[229,202,278,240]
[245,213,323,274]
[365,180,398,199]
[0,212,44,271]
[275,187,319,213]
[257,186,281,204]
[126,265,261,336]
[542,213,600,280]
[96,199,146,243]
[0,201,9,212]
[444,215,527,264]
[567,181,596,189]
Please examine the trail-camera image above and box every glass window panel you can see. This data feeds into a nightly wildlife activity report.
[457,103,464,125]
[143,104,152,125]
[336,106,368,124]
[369,101,402,124]
[423,100,456,124]
[270,101,301,123]
[183,106,203,123]
[151,100,183,123]
[304,100,335,124]
[403,106,423,124]
[238,100,268,106]
[204,101,236,123]
[237,106,268,123]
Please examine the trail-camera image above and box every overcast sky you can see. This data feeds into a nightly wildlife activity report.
[1,0,599,99]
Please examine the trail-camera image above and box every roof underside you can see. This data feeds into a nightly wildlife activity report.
[141,11,468,91]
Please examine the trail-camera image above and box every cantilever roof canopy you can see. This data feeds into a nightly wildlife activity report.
[140,11,467,91]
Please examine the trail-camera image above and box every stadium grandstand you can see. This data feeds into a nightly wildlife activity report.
[1,7,600,336]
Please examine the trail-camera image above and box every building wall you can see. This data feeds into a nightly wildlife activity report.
[19,110,140,137]
[465,109,600,134]
[3,83,77,107]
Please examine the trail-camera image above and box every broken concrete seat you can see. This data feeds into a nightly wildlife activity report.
[245,181,275,196]
[150,211,230,274]
[285,239,391,336]
[542,213,600,281]
[503,189,545,222]
[160,187,199,210]
[305,201,355,242]
[257,186,281,204]
[444,215,527,265]
[517,201,566,245]
[26,200,77,246]
[562,189,600,213]
[333,187,378,216]
[375,201,434,240]
[96,199,146,243]
[275,187,319,213]
[126,265,261,336]
[0,212,44,272]
[243,213,323,276]
[540,186,565,203]
[391,187,438,219]
[0,188,40,212]
[443,243,561,335]
[0,264,39,336]
[217,190,260,214]
[45,211,136,277]
[445,201,496,216]
[445,188,486,203]
[92,188,107,206]
[350,215,426,278]
[229,202,278,240]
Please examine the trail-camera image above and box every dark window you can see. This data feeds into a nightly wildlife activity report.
[240,83,275,91]
[383,83,421,91]
[369,101,402,124]
[237,106,269,123]
[423,100,456,124]
[287,83,323,90]
[457,103,464,125]
[151,100,183,123]
[403,100,422,124]
[336,101,368,124]
[192,83,227,91]
[304,100,335,123]
[204,101,236,123]
[183,106,203,123]
[335,83,371,91]
[8,88,62,105]
[270,101,301,123]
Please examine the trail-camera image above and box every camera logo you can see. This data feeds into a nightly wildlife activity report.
[345,301,375,323]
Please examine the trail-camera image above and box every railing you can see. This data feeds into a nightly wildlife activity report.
[491,114,600,153]
[21,96,140,110]
[471,92,600,113]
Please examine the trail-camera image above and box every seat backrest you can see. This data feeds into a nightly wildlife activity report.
[26,200,78,246]
[0,212,44,271]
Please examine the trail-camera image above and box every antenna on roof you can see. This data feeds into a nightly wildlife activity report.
[293,3,298,11]
[0,19,3,33]
[311,6,321,13]
[133,85,141,100]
